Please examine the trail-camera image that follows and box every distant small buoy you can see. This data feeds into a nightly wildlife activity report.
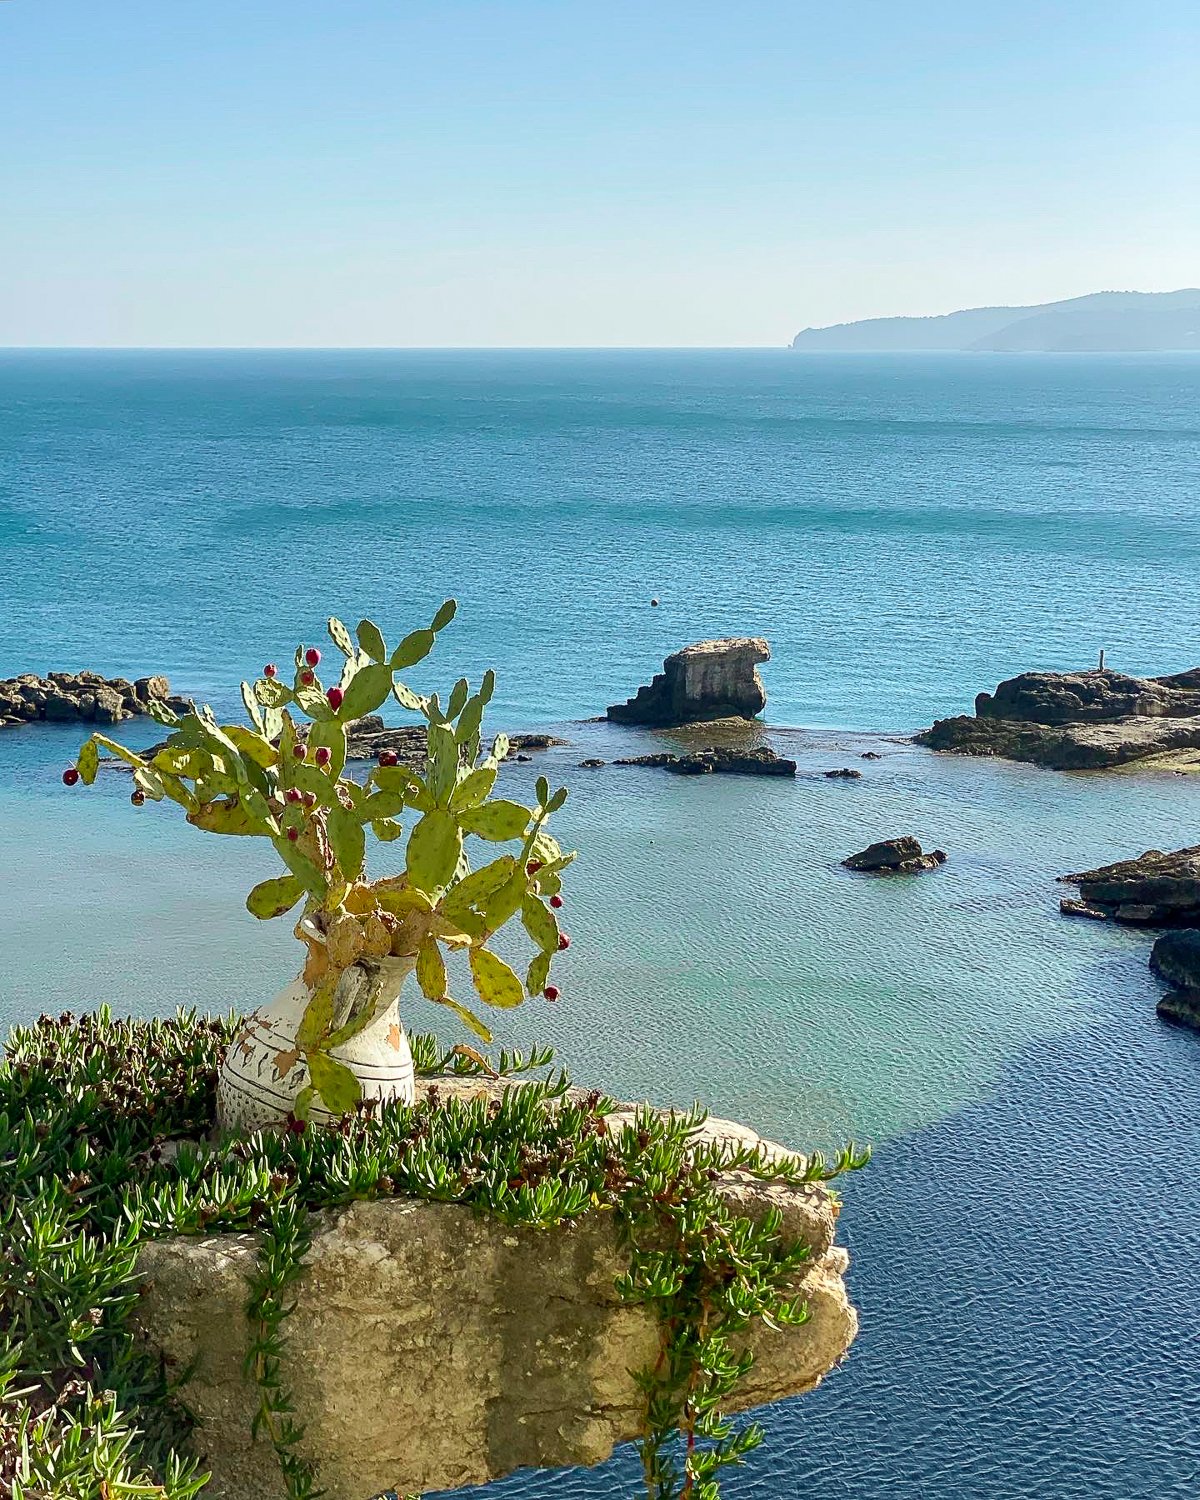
[650,598,660,607]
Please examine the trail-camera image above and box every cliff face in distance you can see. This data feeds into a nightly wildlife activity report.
[791,289,1200,352]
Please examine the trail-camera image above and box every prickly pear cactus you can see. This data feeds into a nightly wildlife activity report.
[67,603,575,1119]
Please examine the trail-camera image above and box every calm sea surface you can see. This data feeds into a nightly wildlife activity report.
[1,351,1198,1497]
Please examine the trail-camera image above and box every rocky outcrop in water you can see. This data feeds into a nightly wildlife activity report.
[339,716,565,765]
[1150,930,1200,1029]
[607,638,770,727]
[613,745,796,777]
[134,1077,856,1500]
[0,671,188,727]
[916,668,1200,771]
[1058,846,1200,925]
[843,836,947,874]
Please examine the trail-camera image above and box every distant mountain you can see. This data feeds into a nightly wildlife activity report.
[791,289,1200,352]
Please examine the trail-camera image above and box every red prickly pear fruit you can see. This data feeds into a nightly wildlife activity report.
[378,750,399,767]
[263,663,277,678]
[326,687,344,711]
[302,791,317,809]
[300,670,315,686]
[314,746,331,767]
[285,788,302,803]
[544,985,560,1002]
[558,933,570,950]
[287,827,300,842]
[293,744,306,760]
[130,790,145,806]
[550,894,564,909]
[62,767,80,786]
[305,648,321,668]
[527,860,543,875]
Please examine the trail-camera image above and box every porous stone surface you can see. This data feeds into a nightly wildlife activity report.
[134,1080,857,1500]
[843,836,947,874]
[0,671,188,727]
[1058,845,1200,926]
[916,668,1200,771]
[607,638,770,727]
[612,744,796,777]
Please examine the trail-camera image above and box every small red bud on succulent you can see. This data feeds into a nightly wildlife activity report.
[302,791,317,809]
[527,860,543,875]
[550,894,564,909]
[326,686,344,711]
[314,746,331,767]
[263,663,277,679]
[305,648,321,667]
[287,827,300,842]
[378,750,398,767]
[285,1113,307,1135]
[300,669,315,686]
[544,985,560,1002]
[285,788,302,803]
[130,790,145,806]
[558,933,570,950]
[62,767,80,786]
[293,744,306,760]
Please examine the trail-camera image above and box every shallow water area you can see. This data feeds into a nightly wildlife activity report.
[2,349,1199,1497]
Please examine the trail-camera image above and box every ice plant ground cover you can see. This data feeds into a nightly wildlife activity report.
[0,1008,867,1500]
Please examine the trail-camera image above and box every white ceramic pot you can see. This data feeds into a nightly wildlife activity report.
[216,954,417,1133]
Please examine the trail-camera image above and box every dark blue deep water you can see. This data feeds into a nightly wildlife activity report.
[1,350,1198,1497]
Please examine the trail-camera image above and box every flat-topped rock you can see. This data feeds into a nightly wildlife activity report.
[916,667,1200,771]
[613,744,796,777]
[134,1077,856,1500]
[1150,931,1200,1030]
[844,836,947,874]
[338,716,566,765]
[1059,845,1200,925]
[607,637,770,727]
[0,670,188,728]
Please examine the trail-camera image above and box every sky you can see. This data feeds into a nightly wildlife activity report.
[1,1,1198,347]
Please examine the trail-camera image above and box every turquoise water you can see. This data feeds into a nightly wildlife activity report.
[1,351,1198,1497]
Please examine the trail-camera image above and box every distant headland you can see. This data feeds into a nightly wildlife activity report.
[791,288,1200,352]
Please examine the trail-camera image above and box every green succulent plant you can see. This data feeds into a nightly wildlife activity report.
[69,602,574,1114]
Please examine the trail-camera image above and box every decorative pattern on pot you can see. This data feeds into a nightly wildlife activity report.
[218,955,417,1133]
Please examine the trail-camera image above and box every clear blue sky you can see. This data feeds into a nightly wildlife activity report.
[2,1,1197,346]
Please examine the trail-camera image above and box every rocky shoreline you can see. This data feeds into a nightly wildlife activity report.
[0,671,191,726]
[916,667,1200,772]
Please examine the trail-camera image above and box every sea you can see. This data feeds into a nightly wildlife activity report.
[1,349,1198,1499]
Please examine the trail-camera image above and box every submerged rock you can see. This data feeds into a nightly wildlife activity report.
[613,745,796,777]
[824,767,863,779]
[916,667,1200,771]
[134,1078,856,1500]
[843,836,947,874]
[1058,845,1200,926]
[607,637,770,727]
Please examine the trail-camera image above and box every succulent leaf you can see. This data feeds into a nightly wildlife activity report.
[241,681,265,733]
[391,629,436,671]
[433,995,493,1043]
[338,663,393,722]
[460,800,532,842]
[362,789,407,820]
[521,895,559,953]
[254,677,290,709]
[294,683,334,720]
[469,947,525,1009]
[440,854,516,919]
[271,834,327,897]
[305,719,347,779]
[416,937,447,1000]
[76,738,100,786]
[526,949,552,997]
[448,765,496,811]
[431,598,457,631]
[447,677,470,721]
[246,874,306,920]
[406,810,463,895]
[307,1050,362,1113]
[326,803,366,881]
[356,619,387,662]
[392,681,427,713]
[371,818,405,842]
[327,617,356,656]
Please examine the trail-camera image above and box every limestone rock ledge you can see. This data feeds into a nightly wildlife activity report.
[134,1084,857,1500]
[607,638,770,727]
